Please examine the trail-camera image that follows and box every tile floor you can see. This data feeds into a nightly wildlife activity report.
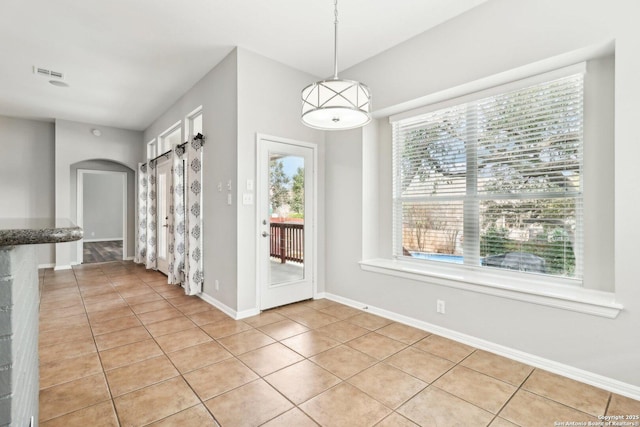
[38,261,640,427]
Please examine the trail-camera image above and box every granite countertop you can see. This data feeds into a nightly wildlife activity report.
[0,218,83,246]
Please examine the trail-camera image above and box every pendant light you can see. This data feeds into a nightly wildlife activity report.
[301,0,372,130]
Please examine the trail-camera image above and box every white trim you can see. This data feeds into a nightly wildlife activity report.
[124,256,134,261]
[360,258,622,319]
[255,133,319,311]
[198,292,260,320]
[323,292,640,401]
[83,237,124,243]
[53,264,72,271]
[236,307,261,320]
[38,263,55,269]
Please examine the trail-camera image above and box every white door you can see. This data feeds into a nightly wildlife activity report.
[156,160,172,275]
[258,137,316,310]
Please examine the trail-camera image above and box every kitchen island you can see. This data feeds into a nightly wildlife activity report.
[0,219,82,426]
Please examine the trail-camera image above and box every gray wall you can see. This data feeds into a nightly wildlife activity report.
[324,0,640,388]
[235,48,325,313]
[55,120,143,268]
[144,49,239,311]
[71,160,135,257]
[143,48,326,314]
[83,172,124,241]
[0,116,55,266]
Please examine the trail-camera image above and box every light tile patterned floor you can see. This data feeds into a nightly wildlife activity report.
[38,261,640,426]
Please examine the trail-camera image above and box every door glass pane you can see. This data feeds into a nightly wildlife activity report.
[269,153,305,285]
[158,172,166,259]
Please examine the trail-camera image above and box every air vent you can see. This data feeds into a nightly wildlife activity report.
[33,66,64,80]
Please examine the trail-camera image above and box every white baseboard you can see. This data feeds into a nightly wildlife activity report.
[124,256,134,261]
[53,264,72,271]
[38,263,55,269]
[236,307,261,319]
[197,292,260,320]
[324,292,640,401]
[83,238,124,243]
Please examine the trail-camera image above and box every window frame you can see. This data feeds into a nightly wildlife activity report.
[158,121,182,154]
[360,62,622,319]
[186,106,203,140]
[391,68,585,284]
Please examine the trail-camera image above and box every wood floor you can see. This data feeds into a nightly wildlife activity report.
[83,240,123,264]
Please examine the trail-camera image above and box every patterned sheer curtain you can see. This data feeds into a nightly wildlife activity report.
[135,163,147,264]
[135,134,204,295]
[145,160,158,269]
[185,135,204,295]
[169,148,186,285]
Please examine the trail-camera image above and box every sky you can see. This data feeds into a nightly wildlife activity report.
[280,155,304,178]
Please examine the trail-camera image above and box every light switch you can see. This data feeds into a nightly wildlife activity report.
[246,179,254,191]
[227,194,232,205]
[217,182,222,192]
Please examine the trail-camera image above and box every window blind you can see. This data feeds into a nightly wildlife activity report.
[392,73,584,279]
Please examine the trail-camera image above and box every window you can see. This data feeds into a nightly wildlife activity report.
[159,123,182,154]
[189,109,203,138]
[392,71,584,282]
[147,139,157,160]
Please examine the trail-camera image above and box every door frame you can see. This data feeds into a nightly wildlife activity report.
[155,158,173,275]
[255,133,318,310]
[76,169,128,264]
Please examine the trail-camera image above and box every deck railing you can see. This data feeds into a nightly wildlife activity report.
[270,222,304,263]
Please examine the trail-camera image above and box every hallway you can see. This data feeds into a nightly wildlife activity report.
[83,241,123,264]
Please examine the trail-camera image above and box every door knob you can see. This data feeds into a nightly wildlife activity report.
[261,231,270,237]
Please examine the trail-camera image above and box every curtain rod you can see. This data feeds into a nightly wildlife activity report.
[177,132,205,150]
[141,133,205,167]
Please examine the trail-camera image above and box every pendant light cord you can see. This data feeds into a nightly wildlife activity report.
[333,0,339,79]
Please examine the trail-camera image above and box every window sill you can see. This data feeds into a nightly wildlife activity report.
[359,258,623,319]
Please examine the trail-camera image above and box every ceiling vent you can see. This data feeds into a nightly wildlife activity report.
[33,66,64,80]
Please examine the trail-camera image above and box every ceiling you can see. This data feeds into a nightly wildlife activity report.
[0,0,486,131]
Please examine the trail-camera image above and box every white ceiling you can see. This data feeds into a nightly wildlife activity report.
[0,0,486,130]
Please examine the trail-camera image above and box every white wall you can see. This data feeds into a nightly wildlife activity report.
[83,173,124,241]
[0,116,55,266]
[55,119,142,268]
[325,0,640,389]
[144,49,239,310]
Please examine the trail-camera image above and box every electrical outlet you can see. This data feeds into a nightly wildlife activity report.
[227,194,232,205]
[217,182,222,192]
[436,299,446,314]
[215,279,219,291]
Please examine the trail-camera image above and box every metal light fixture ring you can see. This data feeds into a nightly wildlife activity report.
[300,0,372,131]
[302,78,371,130]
